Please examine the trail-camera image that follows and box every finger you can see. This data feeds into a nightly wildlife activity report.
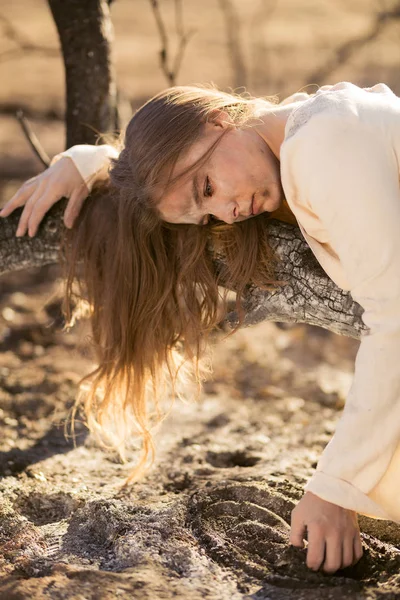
[63,185,88,228]
[342,534,355,569]
[0,179,37,217]
[289,511,306,548]
[306,526,325,571]
[353,533,363,564]
[16,186,44,237]
[323,533,342,574]
[27,186,67,237]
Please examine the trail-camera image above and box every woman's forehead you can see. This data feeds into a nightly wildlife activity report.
[172,121,227,176]
[174,134,211,173]
[157,172,201,224]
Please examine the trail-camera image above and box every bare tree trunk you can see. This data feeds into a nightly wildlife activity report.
[0,203,366,339]
[48,0,119,148]
[0,0,366,341]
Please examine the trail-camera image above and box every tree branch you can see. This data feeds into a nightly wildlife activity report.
[0,203,64,274]
[223,220,365,339]
[15,110,50,169]
[149,0,194,86]
[0,206,366,340]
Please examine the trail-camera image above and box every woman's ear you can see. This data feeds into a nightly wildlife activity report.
[208,110,234,129]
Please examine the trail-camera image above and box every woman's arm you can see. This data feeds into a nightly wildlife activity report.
[50,144,119,192]
[0,144,119,236]
[282,107,400,522]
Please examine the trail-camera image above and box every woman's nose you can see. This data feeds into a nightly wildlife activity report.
[213,200,239,224]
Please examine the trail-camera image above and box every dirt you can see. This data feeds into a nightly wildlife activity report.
[0,267,399,599]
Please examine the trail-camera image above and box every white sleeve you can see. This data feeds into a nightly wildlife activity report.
[50,144,120,192]
[285,110,400,522]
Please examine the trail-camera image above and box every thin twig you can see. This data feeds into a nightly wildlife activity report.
[171,0,194,78]
[148,0,194,86]
[149,0,173,85]
[15,110,50,169]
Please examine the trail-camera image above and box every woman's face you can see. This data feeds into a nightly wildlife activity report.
[156,116,283,225]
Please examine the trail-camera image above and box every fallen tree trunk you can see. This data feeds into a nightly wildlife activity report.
[0,203,366,339]
[0,0,366,341]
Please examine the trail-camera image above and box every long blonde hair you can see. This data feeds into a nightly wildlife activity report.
[61,86,291,481]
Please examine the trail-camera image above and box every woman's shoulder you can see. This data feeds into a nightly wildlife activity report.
[284,81,399,143]
[279,81,400,213]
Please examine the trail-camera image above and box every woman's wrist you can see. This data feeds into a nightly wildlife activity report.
[51,144,119,192]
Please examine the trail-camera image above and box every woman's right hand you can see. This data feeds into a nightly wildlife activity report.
[0,156,90,237]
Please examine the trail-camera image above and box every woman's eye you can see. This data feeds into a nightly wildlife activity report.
[204,176,213,197]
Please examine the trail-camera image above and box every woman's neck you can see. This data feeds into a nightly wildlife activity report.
[252,99,308,225]
[253,100,305,160]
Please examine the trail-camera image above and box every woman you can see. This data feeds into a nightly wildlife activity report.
[2,81,400,574]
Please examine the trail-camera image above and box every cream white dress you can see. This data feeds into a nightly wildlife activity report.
[53,82,400,524]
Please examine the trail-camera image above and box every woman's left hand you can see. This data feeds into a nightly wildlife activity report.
[0,156,89,237]
[290,491,363,573]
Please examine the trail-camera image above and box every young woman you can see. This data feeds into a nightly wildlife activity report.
[2,81,400,574]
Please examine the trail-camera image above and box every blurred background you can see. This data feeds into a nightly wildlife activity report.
[1,0,400,201]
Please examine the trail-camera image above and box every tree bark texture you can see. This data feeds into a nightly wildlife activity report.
[225,221,366,339]
[0,205,366,340]
[48,0,119,148]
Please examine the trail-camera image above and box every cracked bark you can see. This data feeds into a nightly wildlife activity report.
[223,220,365,339]
[0,0,366,341]
[0,203,366,339]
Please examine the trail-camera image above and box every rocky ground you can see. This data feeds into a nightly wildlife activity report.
[0,266,400,599]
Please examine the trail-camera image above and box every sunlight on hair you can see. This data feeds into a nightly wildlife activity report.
[60,84,286,485]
